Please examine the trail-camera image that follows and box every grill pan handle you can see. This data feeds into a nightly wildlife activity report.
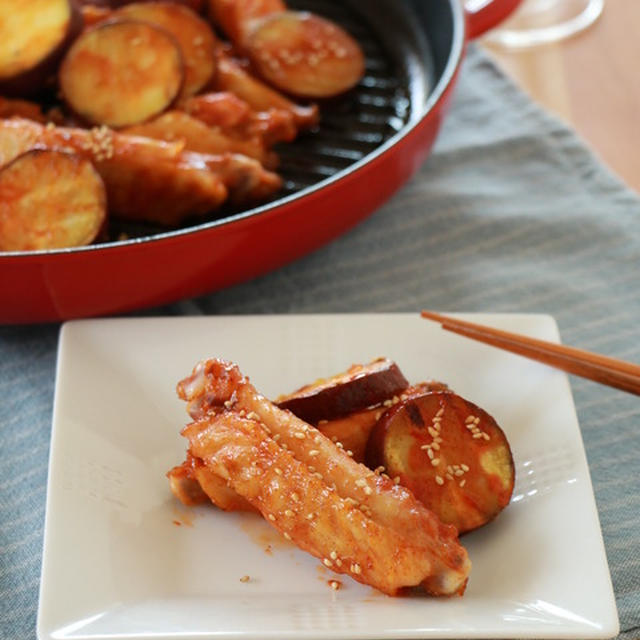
[464,0,522,38]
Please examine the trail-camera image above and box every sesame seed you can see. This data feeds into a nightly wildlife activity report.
[309,450,319,457]
[323,558,333,567]
[431,458,440,466]
[268,514,276,521]
[274,467,283,475]
[428,427,439,438]
[483,433,491,440]
[330,550,338,560]
[240,575,250,583]
[363,486,372,495]
[431,442,440,451]
[336,442,344,449]
[283,532,291,540]
[355,479,367,487]
[420,444,430,450]
[246,411,259,420]
[336,558,342,567]
[427,448,435,460]
[393,476,400,484]
[455,469,464,476]
[329,580,340,590]
[294,432,306,439]
[291,492,299,502]
[459,479,466,487]
[474,417,481,424]
[472,433,483,439]
[435,475,444,485]
[446,473,453,481]
[461,463,470,471]
[284,509,294,517]
[306,512,315,520]
[351,563,362,574]
[318,419,328,425]
[273,434,281,441]
[436,408,444,417]
[465,416,475,424]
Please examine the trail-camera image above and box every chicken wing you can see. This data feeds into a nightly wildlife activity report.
[176,358,471,596]
[168,453,256,511]
[123,111,277,168]
[0,98,46,123]
[214,53,318,130]
[178,92,297,146]
[208,0,285,46]
[183,409,454,596]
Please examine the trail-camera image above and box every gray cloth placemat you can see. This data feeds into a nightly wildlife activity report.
[1,45,638,639]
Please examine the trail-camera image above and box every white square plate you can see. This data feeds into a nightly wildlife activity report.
[38,314,619,640]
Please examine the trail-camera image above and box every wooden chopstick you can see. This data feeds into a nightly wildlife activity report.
[421,310,640,396]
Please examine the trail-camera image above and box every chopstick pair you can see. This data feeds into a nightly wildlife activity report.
[421,310,640,396]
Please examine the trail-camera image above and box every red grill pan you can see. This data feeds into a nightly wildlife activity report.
[0,0,520,323]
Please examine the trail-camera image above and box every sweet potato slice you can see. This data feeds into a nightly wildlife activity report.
[59,19,184,127]
[114,2,217,97]
[0,0,81,96]
[366,391,515,534]
[0,149,106,251]
[246,11,365,98]
[276,358,409,424]
[318,382,450,463]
